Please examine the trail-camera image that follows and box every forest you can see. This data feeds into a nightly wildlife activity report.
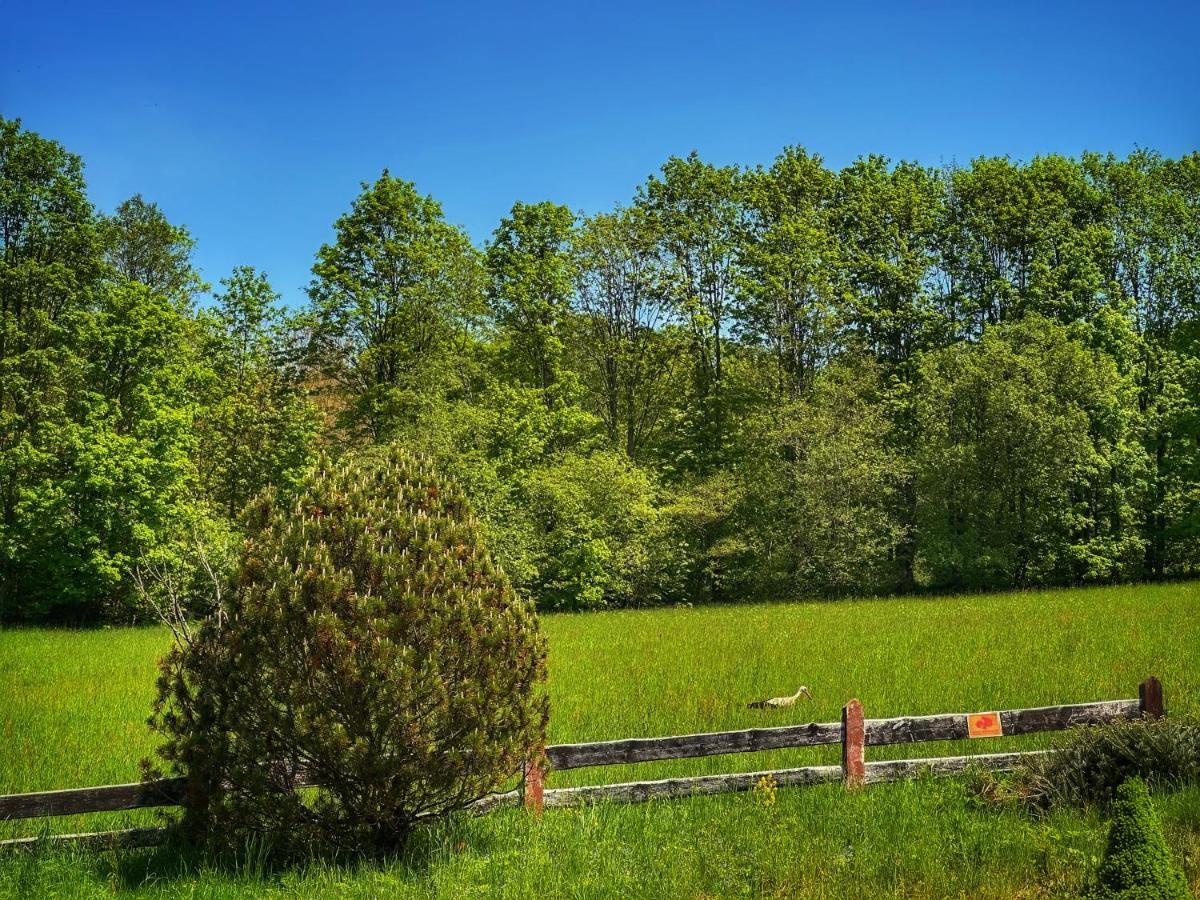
[3,114,1199,622]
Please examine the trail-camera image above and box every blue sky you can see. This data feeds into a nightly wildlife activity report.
[4,0,1198,306]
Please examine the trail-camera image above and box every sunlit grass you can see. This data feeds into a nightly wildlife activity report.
[1,581,1198,896]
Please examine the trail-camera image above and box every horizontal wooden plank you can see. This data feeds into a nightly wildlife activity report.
[546,699,1138,770]
[545,721,842,770]
[539,750,1050,808]
[0,826,170,853]
[469,789,520,815]
[862,750,1052,783]
[0,788,525,852]
[865,699,1140,746]
[543,764,842,807]
[0,778,188,821]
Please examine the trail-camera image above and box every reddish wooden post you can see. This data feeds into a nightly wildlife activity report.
[842,699,865,789]
[1139,676,1164,719]
[522,746,545,815]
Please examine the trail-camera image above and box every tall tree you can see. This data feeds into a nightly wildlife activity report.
[915,317,1145,589]
[101,194,205,302]
[639,153,747,470]
[71,281,204,617]
[939,155,1109,334]
[574,205,677,457]
[740,146,842,396]
[195,267,319,517]
[834,156,943,367]
[1085,150,1200,576]
[0,117,101,619]
[308,172,485,439]
[829,156,943,589]
[487,201,577,393]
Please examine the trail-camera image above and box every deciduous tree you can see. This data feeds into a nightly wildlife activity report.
[308,172,485,438]
[487,201,577,394]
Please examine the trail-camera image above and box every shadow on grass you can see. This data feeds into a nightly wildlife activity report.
[69,811,513,893]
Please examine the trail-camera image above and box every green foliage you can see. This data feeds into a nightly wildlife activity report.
[0,117,98,620]
[391,379,603,588]
[834,155,944,364]
[69,281,204,618]
[148,447,548,854]
[100,194,207,302]
[308,172,485,438]
[522,450,660,609]
[195,267,319,517]
[391,382,679,609]
[747,357,908,596]
[915,316,1146,589]
[1088,778,1189,898]
[1138,345,1200,579]
[942,155,1111,331]
[654,470,750,603]
[639,153,747,473]
[488,201,577,391]
[740,146,842,394]
[0,118,202,620]
[573,205,677,457]
[1021,717,1200,810]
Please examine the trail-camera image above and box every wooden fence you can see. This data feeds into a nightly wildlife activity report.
[0,677,1165,852]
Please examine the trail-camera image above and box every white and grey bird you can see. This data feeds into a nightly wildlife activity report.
[748,686,812,709]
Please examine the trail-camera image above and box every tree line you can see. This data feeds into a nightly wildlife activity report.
[2,115,1198,621]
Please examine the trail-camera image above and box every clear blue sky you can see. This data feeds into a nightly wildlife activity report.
[4,0,1198,306]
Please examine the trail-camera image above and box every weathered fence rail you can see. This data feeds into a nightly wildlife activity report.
[0,677,1164,852]
[863,699,1143,746]
[0,779,189,821]
[545,720,843,770]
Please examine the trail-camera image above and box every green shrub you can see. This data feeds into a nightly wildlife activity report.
[522,450,660,609]
[1021,717,1200,809]
[148,446,548,855]
[1088,777,1189,899]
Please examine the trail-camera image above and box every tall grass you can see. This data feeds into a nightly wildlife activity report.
[1,581,1198,896]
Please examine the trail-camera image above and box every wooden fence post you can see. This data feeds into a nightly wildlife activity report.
[1139,676,1164,719]
[842,699,865,789]
[522,746,545,815]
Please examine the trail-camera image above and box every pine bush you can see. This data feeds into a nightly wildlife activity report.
[148,446,548,854]
[1020,717,1200,809]
[1088,777,1189,899]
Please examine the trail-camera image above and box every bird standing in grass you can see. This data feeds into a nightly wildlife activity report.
[748,686,812,709]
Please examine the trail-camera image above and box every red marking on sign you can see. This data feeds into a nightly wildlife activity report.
[967,712,1003,738]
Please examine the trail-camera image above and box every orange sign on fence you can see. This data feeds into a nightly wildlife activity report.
[967,712,1003,738]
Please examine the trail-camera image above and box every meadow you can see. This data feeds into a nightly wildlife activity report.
[2,581,1199,897]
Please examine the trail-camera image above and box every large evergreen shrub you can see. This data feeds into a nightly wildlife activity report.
[148,446,548,854]
[1088,777,1189,899]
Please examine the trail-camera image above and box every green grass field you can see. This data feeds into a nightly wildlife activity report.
[2,582,1199,897]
